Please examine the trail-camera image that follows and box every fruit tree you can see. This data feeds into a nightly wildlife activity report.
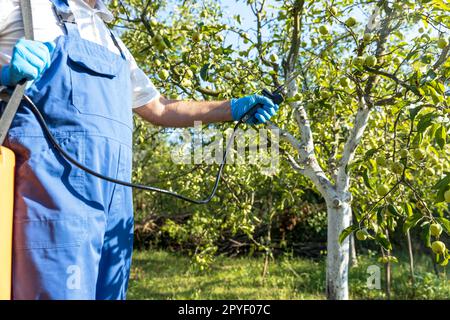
[109,0,450,300]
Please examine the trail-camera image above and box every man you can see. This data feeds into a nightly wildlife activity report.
[0,0,279,299]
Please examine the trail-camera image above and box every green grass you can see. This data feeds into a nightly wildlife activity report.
[127,250,449,300]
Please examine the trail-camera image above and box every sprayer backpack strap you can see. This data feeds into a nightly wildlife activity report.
[0,0,34,146]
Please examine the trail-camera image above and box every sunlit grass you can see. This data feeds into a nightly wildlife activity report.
[127,250,449,300]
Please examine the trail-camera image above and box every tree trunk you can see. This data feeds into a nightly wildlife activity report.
[385,260,391,300]
[326,200,351,300]
[406,230,415,285]
[349,233,358,267]
[349,208,358,268]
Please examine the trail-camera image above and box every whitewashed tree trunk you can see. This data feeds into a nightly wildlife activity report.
[264,2,397,300]
[268,75,359,300]
[326,197,352,300]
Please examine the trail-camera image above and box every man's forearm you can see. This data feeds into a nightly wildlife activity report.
[134,96,233,127]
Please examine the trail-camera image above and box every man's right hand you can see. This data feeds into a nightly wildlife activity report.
[0,39,55,87]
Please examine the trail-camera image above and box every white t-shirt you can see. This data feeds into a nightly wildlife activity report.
[0,0,159,108]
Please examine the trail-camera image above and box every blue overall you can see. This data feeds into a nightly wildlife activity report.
[6,0,134,299]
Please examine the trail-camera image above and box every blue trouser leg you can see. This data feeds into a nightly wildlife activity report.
[11,135,133,299]
[95,142,134,300]
[11,0,135,300]
[11,134,104,299]
[95,206,134,300]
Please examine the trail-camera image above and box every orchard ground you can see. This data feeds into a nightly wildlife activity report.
[127,250,449,300]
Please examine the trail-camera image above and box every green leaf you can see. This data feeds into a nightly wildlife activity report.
[433,0,450,10]
[404,202,413,217]
[432,173,450,190]
[390,256,399,263]
[364,148,378,159]
[376,206,384,225]
[428,86,444,104]
[436,217,450,235]
[339,225,358,244]
[162,36,173,49]
[420,220,430,228]
[362,167,373,190]
[435,125,447,149]
[422,15,429,29]
[376,233,392,251]
[412,132,423,147]
[421,69,438,84]
[428,123,440,140]
[387,204,400,217]
[416,112,436,133]
[437,186,449,203]
[200,63,210,81]
[221,45,233,55]
[403,212,422,234]
[421,223,431,248]
[409,106,422,121]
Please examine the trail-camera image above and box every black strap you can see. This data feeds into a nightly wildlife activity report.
[52,4,76,25]
[109,30,126,59]
[0,0,34,145]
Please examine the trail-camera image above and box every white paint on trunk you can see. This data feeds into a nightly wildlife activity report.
[267,2,401,300]
[336,101,370,192]
[326,199,351,300]
[268,69,373,300]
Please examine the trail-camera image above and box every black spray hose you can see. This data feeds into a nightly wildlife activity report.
[23,89,284,205]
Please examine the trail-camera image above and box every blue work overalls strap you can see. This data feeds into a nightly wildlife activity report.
[7,0,135,300]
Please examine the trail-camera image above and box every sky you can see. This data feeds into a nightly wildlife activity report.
[153,0,278,47]
[218,0,277,45]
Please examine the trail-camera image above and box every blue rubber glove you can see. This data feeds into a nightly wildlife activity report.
[0,39,55,87]
[230,94,279,124]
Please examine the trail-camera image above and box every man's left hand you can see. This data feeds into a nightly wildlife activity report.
[230,94,279,124]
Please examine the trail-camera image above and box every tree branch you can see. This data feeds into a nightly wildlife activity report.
[432,42,450,71]
[267,121,335,201]
[335,99,370,192]
[363,5,396,101]
[364,66,421,96]
[285,0,305,73]
[336,3,396,193]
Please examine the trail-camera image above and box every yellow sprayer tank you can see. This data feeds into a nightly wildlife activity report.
[0,146,14,300]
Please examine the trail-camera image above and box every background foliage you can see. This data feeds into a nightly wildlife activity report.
[107,0,449,285]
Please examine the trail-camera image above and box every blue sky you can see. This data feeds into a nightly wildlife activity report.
[153,0,277,47]
[219,0,277,44]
